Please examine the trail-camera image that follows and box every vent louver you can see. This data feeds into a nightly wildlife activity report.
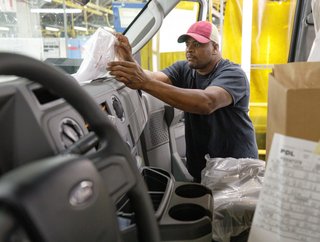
[59,118,84,149]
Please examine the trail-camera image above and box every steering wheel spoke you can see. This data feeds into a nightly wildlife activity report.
[95,155,138,202]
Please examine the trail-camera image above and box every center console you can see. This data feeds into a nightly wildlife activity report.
[118,167,213,242]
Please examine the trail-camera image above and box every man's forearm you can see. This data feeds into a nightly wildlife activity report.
[141,80,217,115]
[143,70,172,85]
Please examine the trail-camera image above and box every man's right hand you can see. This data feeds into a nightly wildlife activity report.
[114,33,135,62]
[107,60,148,90]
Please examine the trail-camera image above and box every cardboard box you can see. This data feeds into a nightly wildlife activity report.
[266,62,320,158]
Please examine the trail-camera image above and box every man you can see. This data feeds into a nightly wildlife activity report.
[107,21,258,182]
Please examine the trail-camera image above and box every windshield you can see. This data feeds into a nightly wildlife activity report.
[0,0,146,60]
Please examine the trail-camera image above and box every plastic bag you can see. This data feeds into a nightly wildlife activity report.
[308,0,320,61]
[72,27,117,83]
[201,155,265,242]
[308,30,320,61]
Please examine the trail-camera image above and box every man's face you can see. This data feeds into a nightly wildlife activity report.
[185,37,217,71]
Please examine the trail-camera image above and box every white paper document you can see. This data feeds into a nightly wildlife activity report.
[248,133,320,242]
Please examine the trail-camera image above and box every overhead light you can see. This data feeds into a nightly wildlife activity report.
[30,8,82,14]
[45,26,59,32]
[74,26,87,31]
[0,27,10,31]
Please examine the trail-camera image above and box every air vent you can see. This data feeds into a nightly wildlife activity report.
[100,101,111,115]
[59,118,84,149]
[32,86,61,105]
[111,95,125,121]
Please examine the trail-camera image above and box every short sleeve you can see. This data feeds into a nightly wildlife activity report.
[210,67,249,105]
[161,61,190,88]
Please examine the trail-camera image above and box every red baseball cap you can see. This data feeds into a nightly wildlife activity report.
[177,21,219,44]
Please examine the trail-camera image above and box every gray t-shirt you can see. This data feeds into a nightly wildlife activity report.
[162,59,258,180]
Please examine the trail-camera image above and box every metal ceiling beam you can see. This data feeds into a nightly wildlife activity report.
[86,2,113,15]
[52,0,113,16]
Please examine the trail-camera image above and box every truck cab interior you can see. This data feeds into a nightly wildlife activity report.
[0,0,318,241]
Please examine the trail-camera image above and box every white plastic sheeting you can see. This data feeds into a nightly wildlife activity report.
[308,0,320,61]
[72,28,117,83]
[201,155,265,242]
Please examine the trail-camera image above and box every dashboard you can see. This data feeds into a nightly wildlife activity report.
[0,76,148,175]
[0,57,213,242]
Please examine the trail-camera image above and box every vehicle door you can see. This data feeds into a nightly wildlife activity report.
[125,0,209,181]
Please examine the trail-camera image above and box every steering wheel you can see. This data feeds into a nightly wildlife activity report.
[0,53,160,242]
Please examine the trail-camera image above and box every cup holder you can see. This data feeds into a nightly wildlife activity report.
[169,204,211,221]
[175,184,211,198]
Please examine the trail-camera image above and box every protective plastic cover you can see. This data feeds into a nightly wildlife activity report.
[72,28,117,83]
[201,155,265,242]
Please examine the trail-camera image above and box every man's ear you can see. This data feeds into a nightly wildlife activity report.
[212,42,219,55]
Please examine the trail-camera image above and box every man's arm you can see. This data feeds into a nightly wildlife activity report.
[143,77,232,114]
[107,60,232,114]
[143,70,173,85]
[113,33,172,85]
[110,33,231,114]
